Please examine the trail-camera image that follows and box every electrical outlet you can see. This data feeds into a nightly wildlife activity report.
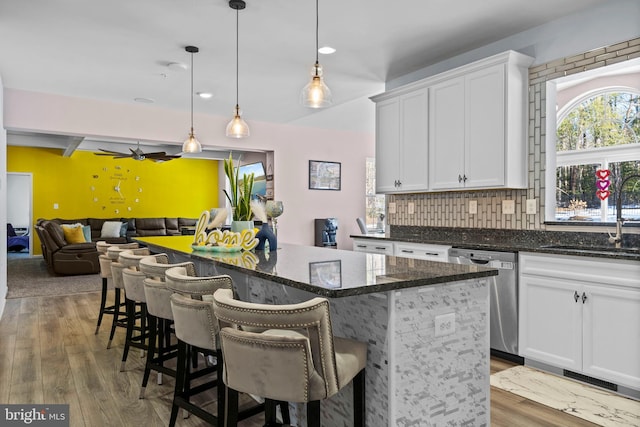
[408,202,415,214]
[526,199,537,215]
[469,200,478,215]
[53,203,59,210]
[435,313,456,337]
[502,200,515,215]
[388,202,396,214]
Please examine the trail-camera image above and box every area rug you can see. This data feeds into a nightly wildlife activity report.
[6,257,101,299]
[491,365,640,426]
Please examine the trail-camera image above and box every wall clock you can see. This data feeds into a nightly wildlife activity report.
[91,165,143,214]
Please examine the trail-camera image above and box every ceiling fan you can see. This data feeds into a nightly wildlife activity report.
[94,142,181,162]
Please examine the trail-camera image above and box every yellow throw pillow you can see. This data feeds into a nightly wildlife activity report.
[62,224,87,244]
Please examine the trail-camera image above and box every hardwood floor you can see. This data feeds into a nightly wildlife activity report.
[0,291,600,426]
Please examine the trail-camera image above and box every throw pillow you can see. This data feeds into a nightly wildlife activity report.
[101,221,124,238]
[82,225,92,242]
[62,224,87,244]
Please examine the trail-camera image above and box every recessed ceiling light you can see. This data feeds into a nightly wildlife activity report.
[197,92,213,99]
[134,97,155,103]
[318,46,336,55]
[167,61,188,71]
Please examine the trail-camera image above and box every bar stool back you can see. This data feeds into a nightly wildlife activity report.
[212,288,367,427]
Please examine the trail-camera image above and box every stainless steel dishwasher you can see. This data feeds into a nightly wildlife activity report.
[448,248,519,359]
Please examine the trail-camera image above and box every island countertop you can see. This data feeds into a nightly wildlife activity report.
[134,235,497,298]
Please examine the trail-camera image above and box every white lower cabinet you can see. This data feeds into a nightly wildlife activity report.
[351,239,451,262]
[519,252,640,390]
[393,242,450,262]
[352,239,394,255]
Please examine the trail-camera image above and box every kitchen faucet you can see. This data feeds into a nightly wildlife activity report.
[608,174,640,248]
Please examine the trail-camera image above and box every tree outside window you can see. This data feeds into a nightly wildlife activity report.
[555,92,640,222]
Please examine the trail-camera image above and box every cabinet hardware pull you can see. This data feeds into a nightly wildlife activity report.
[357,245,366,248]
[574,291,580,302]
[424,252,439,256]
[582,292,588,304]
[401,250,414,253]
[458,175,463,183]
[463,174,468,182]
[397,180,402,186]
[375,247,387,250]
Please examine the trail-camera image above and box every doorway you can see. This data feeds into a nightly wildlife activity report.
[7,172,33,257]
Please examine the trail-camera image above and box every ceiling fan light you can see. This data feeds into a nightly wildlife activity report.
[301,63,332,108]
[182,130,202,153]
[225,105,250,138]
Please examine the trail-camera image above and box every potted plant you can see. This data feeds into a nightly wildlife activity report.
[223,153,255,231]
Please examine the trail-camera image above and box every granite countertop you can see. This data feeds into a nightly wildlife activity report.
[350,231,640,261]
[135,236,497,298]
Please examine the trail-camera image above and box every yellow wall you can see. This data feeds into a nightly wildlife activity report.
[8,146,219,254]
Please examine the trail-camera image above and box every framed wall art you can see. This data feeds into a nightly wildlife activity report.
[309,160,341,191]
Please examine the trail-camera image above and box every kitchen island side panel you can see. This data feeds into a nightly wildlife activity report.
[391,279,490,426]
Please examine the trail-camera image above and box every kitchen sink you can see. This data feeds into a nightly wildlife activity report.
[540,244,640,256]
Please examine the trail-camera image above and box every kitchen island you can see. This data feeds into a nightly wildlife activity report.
[135,236,497,426]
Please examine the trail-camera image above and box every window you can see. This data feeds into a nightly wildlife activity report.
[365,157,386,230]
[553,91,640,222]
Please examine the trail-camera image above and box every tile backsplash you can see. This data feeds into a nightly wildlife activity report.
[387,37,640,231]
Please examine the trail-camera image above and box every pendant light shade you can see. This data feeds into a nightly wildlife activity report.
[301,0,332,108]
[226,0,250,138]
[183,46,202,153]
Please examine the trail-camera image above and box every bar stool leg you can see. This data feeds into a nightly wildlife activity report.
[95,277,108,334]
[140,313,157,399]
[120,297,136,372]
[107,288,122,349]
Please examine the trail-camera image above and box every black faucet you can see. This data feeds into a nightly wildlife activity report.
[609,174,640,248]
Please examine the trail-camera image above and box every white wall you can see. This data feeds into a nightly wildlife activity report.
[3,89,375,249]
[388,0,640,90]
[1,73,8,319]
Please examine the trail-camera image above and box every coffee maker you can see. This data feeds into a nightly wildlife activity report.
[314,218,338,248]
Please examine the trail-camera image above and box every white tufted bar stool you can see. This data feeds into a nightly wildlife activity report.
[118,248,155,372]
[212,288,367,427]
[138,254,194,399]
[95,242,139,335]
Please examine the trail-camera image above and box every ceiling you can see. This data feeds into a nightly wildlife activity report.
[0,0,607,157]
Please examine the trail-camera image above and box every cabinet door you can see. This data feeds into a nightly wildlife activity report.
[583,284,640,389]
[429,77,465,190]
[519,274,582,371]
[352,239,394,255]
[398,89,429,192]
[465,65,506,188]
[376,98,401,193]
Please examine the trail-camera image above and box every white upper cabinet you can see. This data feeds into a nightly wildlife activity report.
[372,50,533,193]
[375,88,429,193]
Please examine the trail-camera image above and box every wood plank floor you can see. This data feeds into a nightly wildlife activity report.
[0,291,600,427]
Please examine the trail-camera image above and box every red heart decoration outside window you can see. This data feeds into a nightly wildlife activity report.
[596,180,610,190]
[596,169,610,180]
[596,190,610,200]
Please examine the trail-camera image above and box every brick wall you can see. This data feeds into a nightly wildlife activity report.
[388,37,640,230]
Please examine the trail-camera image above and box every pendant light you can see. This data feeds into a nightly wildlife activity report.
[182,46,202,153]
[226,0,250,139]
[300,0,332,108]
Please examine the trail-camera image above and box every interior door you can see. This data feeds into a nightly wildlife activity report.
[7,172,33,255]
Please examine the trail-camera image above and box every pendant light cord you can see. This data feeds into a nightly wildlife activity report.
[315,0,319,64]
[190,50,194,131]
[235,8,239,108]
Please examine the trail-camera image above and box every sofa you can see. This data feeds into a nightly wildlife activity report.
[35,217,197,275]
